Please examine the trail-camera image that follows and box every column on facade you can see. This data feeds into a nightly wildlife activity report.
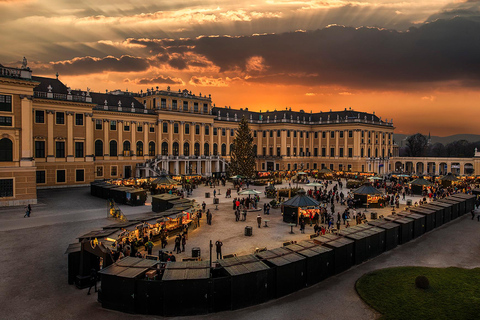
[191,122,196,157]
[66,111,74,161]
[326,131,330,158]
[156,119,162,156]
[280,129,287,156]
[310,130,314,157]
[257,130,262,156]
[143,122,148,158]
[209,125,214,157]
[200,124,205,156]
[131,121,136,159]
[20,96,33,165]
[353,130,359,157]
[265,130,269,156]
[85,113,93,161]
[168,121,174,155]
[302,131,306,156]
[179,121,185,155]
[226,126,230,156]
[335,130,339,159]
[117,121,123,158]
[296,131,300,157]
[47,110,55,161]
[217,127,222,156]
[103,119,109,157]
[273,130,277,156]
[344,130,348,159]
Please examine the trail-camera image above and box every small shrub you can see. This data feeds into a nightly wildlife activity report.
[415,275,430,289]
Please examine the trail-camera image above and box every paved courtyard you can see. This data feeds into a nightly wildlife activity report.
[0,182,479,320]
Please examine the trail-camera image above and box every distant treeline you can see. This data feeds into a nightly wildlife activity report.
[398,133,480,157]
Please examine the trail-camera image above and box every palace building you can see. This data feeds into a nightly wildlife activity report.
[0,61,395,206]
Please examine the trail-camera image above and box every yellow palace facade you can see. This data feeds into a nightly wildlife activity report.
[0,61,394,206]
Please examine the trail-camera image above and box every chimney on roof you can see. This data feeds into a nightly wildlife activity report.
[56,72,59,80]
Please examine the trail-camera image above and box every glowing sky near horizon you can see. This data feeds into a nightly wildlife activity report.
[1,0,480,135]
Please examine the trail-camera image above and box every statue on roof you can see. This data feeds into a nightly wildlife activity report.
[21,57,28,69]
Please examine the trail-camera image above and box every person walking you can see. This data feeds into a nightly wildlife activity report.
[23,205,31,218]
[145,240,154,255]
[242,208,247,221]
[174,235,181,254]
[215,240,223,260]
[181,234,186,252]
[257,214,262,228]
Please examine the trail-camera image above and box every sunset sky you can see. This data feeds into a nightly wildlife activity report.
[1,0,480,135]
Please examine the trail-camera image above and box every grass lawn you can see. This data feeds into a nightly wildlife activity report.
[355,267,480,320]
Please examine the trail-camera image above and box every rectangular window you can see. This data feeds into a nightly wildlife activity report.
[75,169,84,182]
[75,113,83,126]
[203,103,208,113]
[306,132,309,139]
[96,166,103,177]
[263,131,266,138]
[330,131,334,138]
[0,94,12,112]
[163,122,168,133]
[194,102,198,112]
[322,132,326,138]
[287,131,290,138]
[174,123,179,134]
[339,131,344,138]
[137,124,143,132]
[348,148,353,157]
[293,147,297,156]
[149,126,155,133]
[222,128,226,136]
[349,130,353,138]
[277,130,281,137]
[0,116,12,126]
[196,126,200,135]
[300,147,303,156]
[110,120,117,131]
[111,166,117,176]
[315,132,318,139]
[172,100,177,110]
[262,147,266,156]
[293,131,297,138]
[205,126,210,135]
[321,148,326,157]
[36,171,46,184]
[75,142,84,158]
[287,147,291,156]
[124,123,130,131]
[300,132,303,138]
[277,147,281,156]
[185,124,190,134]
[95,119,102,130]
[330,148,335,157]
[0,178,14,197]
[339,148,344,157]
[213,128,217,135]
[231,129,234,136]
[314,148,318,156]
[56,170,66,183]
[269,131,272,138]
[56,141,65,158]
[287,164,291,170]
[161,98,166,108]
[35,110,45,123]
[35,141,45,158]
[183,101,188,111]
[56,112,65,125]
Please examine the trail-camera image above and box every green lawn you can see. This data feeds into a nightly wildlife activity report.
[355,267,480,320]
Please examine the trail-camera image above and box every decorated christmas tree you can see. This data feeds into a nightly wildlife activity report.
[229,116,256,178]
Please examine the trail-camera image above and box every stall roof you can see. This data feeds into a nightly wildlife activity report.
[103,221,139,230]
[99,257,157,279]
[162,260,211,280]
[410,178,433,186]
[78,228,120,240]
[316,234,354,248]
[152,176,178,186]
[282,189,320,208]
[367,220,399,230]
[352,184,383,195]
[284,243,318,258]
[298,240,333,255]
[218,255,269,276]
[256,247,305,266]
[429,201,452,208]
[450,193,476,200]
[65,242,81,254]
[152,194,180,201]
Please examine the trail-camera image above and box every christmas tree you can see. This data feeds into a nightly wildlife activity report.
[229,116,256,178]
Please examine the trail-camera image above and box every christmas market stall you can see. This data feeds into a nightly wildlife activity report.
[450,193,476,213]
[439,173,459,187]
[315,234,354,274]
[352,184,385,208]
[281,189,320,224]
[151,194,181,212]
[151,175,179,195]
[409,178,433,195]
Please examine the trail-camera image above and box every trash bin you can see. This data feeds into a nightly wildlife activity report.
[370,212,377,220]
[245,226,253,236]
[406,199,412,206]
[192,247,201,258]
[214,198,219,204]
[205,192,210,198]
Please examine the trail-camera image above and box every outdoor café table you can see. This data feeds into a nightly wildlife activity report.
[264,219,270,227]
[288,223,296,234]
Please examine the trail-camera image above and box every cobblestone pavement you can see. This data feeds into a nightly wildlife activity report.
[0,182,478,320]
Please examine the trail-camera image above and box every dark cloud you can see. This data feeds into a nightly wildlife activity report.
[168,57,187,70]
[41,55,150,75]
[156,16,480,89]
[136,75,183,85]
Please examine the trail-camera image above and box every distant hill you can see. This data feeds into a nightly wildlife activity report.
[394,134,480,147]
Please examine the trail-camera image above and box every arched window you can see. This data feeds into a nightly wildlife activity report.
[161,142,168,155]
[213,143,218,156]
[194,143,200,156]
[109,140,117,156]
[94,140,103,157]
[173,142,179,156]
[123,141,130,152]
[136,141,143,156]
[149,142,155,156]
[183,142,190,156]
[221,143,227,156]
[0,138,13,161]
[184,124,190,134]
[230,144,234,155]
[204,143,209,156]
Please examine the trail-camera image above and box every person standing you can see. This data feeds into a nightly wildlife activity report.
[257,214,262,228]
[181,234,186,252]
[242,208,247,221]
[472,209,476,220]
[215,240,223,260]
[145,240,154,255]
[174,235,181,254]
